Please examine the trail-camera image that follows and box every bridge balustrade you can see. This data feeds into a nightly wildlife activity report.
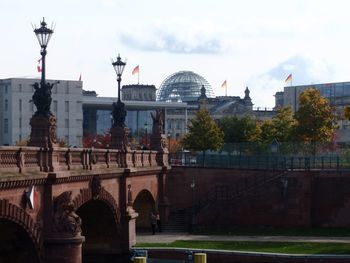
[0,146,166,174]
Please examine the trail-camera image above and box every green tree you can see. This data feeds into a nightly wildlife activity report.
[344,106,350,121]
[294,87,336,144]
[181,109,224,159]
[259,107,296,143]
[218,115,260,143]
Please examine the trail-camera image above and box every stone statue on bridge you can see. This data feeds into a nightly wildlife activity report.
[32,82,54,116]
[53,191,82,236]
[151,109,164,135]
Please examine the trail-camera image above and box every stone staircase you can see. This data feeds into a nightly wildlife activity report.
[161,209,188,232]
[195,170,289,213]
[163,170,288,232]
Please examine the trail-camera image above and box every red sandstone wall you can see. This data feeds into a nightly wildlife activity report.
[165,167,350,228]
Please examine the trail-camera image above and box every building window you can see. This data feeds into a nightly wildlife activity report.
[5,85,8,93]
[19,84,22,92]
[76,119,83,128]
[76,101,82,112]
[4,119,8,133]
[53,83,58,94]
[167,119,172,129]
[76,135,82,146]
[65,119,69,128]
[65,101,69,112]
[4,99,8,111]
[65,136,69,144]
[176,119,182,129]
[53,100,58,112]
[19,99,22,111]
[66,83,69,94]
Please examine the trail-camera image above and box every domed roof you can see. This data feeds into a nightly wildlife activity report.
[157,71,215,102]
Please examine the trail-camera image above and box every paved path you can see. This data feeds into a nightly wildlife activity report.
[136,232,350,244]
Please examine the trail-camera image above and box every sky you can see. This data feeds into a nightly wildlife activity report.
[1,0,350,108]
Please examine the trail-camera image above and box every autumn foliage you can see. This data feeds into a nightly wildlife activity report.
[83,133,111,148]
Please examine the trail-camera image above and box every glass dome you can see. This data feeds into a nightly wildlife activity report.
[157,71,215,102]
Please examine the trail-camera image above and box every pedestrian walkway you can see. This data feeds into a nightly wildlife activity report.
[136,232,350,244]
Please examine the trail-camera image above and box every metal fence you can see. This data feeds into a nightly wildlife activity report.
[169,152,349,171]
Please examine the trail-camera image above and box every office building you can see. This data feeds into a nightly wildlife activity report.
[0,78,83,146]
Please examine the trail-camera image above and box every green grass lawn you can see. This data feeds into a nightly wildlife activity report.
[193,227,350,237]
[135,240,350,254]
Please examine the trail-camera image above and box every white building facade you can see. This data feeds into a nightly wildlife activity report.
[0,78,83,146]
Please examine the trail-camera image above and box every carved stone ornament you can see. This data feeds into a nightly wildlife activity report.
[91,176,101,200]
[53,191,82,236]
[127,184,133,205]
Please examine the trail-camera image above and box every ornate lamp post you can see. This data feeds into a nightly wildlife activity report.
[34,18,53,89]
[29,18,58,148]
[112,54,126,104]
[110,54,129,150]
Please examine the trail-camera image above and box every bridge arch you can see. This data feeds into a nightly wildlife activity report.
[0,199,41,263]
[73,188,122,261]
[73,188,120,224]
[133,189,156,232]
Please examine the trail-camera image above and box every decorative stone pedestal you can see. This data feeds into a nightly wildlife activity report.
[150,133,169,166]
[45,235,85,263]
[121,207,138,251]
[28,115,59,148]
[28,115,60,172]
[111,126,134,167]
[110,126,129,150]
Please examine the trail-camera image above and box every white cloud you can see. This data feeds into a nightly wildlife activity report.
[120,22,226,54]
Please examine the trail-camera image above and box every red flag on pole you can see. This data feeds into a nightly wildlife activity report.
[285,73,292,83]
[221,80,227,89]
[132,65,139,75]
[37,59,42,73]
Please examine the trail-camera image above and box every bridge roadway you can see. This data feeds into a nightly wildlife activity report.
[0,146,170,263]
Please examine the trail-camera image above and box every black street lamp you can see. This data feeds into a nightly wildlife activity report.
[111,54,127,127]
[112,54,126,103]
[32,18,54,117]
[34,17,53,87]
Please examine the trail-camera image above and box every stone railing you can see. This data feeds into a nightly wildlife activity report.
[0,146,168,174]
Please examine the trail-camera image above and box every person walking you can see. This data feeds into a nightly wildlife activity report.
[156,212,162,232]
[150,212,157,235]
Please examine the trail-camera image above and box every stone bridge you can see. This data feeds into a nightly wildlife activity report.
[0,146,169,263]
